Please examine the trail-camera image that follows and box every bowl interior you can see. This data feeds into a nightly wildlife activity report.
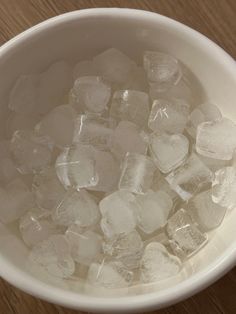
[0,8,236,312]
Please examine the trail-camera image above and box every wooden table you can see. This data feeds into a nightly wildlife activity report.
[0,1,235,313]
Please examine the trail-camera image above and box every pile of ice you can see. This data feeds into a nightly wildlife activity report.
[0,48,235,291]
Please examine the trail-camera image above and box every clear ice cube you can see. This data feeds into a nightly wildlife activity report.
[212,166,236,210]
[103,230,143,269]
[166,208,208,258]
[70,76,111,113]
[143,51,182,92]
[29,234,75,278]
[150,133,189,173]
[52,189,100,227]
[73,115,115,151]
[188,189,226,231]
[32,167,66,211]
[141,242,181,283]
[196,118,236,160]
[166,153,212,200]
[119,153,156,194]
[110,121,148,161]
[55,144,98,190]
[35,105,77,148]
[66,226,102,265]
[186,103,222,138]
[10,130,52,174]
[148,98,190,134]
[110,90,150,128]
[136,190,173,234]
[99,191,138,238]
[93,48,135,84]
[73,60,99,80]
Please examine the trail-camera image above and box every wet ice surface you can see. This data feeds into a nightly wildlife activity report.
[2,48,234,292]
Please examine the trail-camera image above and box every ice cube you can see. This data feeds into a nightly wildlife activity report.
[73,60,99,80]
[141,242,181,283]
[88,150,120,193]
[99,191,138,238]
[119,153,156,194]
[143,51,182,92]
[0,140,18,184]
[55,144,98,190]
[20,209,59,247]
[29,235,75,278]
[93,48,135,84]
[196,151,229,172]
[110,90,150,128]
[212,166,236,209]
[151,173,179,201]
[166,153,212,201]
[66,226,102,265]
[8,75,39,114]
[186,103,222,137]
[32,167,66,211]
[166,208,208,258]
[52,189,100,227]
[87,260,133,289]
[196,118,236,160]
[110,121,148,160]
[70,76,111,113]
[150,133,189,173]
[38,61,72,114]
[103,230,143,269]
[73,115,115,151]
[136,190,173,234]
[10,130,52,174]
[188,189,226,231]
[148,98,190,134]
[0,178,34,224]
[122,66,149,92]
[35,105,77,148]
[6,113,40,138]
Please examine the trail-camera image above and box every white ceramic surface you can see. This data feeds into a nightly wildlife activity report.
[0,8,236,313]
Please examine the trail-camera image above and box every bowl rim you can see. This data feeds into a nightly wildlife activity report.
[0,8,236,313]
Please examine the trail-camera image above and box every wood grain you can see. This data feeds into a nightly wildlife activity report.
[0,1,235,313]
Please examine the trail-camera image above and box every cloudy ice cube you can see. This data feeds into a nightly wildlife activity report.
[136,190,173,234]
[36,105,77,148]
[93,48,135,84]
[143,51,182,92]
[0,178,34,224]
[99,191,138,238]
[73,115,115,151]
[141,242,181,283]
[110,90,150,128]
[38,61,72,114]
[73,60,99,80]
[166,208,208,258]
[8,75,39,114]
[166,153,212,201]
[119,153,156,194]
[29,235,75,278]
[188,189,226,231]
[148,98,190,134]
[87,260,133,289]
[55,144,98,190]
[66,225,102,265]
[103,230,143,269]
[52,189,100,227]
[122,66,149,92]
[212,166,236,209]
[186,103,222,137]
[10,130,52,174]
[0,140,18,184]
[32,167,66,211]
[196,151,229,172]
[20,209,59,247]
[110,121,148,160]
[196,118,236,160]
[150,133,189,173]
[6,113,40,138]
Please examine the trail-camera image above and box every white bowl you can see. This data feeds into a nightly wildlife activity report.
[0,8,236,313]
